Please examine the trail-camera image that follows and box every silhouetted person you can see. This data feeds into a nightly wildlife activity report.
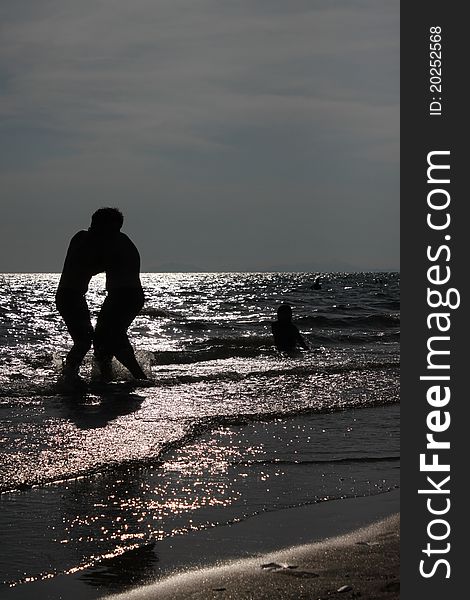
[91,208,148,381]
[271,304,308,353]
[312,276,322,290]
[56,225,105,383]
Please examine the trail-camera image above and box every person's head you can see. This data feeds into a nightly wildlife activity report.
[89,207,123,233]
[277,303,292,323]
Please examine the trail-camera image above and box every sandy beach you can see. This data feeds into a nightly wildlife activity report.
[104,502,399,600]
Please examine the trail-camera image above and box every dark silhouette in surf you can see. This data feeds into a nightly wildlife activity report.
[56,208,148,385]
[312,276,322,290]
[56,225,104,384]
[271,303,308,353]
[90,208,148,382]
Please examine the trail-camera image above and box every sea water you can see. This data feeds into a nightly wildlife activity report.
[0,272,399,592]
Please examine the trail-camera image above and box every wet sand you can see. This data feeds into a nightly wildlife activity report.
[1,449,399,600]
[2,491,399,599]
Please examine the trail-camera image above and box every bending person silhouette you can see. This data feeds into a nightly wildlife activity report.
[56,224,103,383]
[91,208,148,381]
[271,304,308,353]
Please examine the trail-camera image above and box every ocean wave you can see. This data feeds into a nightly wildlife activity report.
[140,312,400,331]
[164,332,398,365]
[152,337,272,364]
[235,455,400,467]
[138,302,400,333]
[140,307,172,318]
[151,331,399,363]
[155,361,400,386]
[0,401,399,494]
[312,331,400,345]
[0,355,400,398]
[297,313,400,328]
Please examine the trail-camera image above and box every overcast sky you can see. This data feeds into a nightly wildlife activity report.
[0,0,399,272]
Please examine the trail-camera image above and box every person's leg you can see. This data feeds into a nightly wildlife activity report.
[94,290,147,380]
[93,295,116,381]
[113,342,147,379]
[56,290,93,377]
[112,290,147,379]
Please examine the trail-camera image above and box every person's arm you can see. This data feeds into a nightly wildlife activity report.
[64,231,86,263]
[58,231,87,279]
[296,327,309,350]
[271,322,281,351]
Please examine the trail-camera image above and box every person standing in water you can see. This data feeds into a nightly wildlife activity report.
[271,303,309,353]
[91,208,148,381]
[56,222,104,384]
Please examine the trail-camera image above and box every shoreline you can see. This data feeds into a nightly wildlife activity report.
[107,515,399,600]
[3,490,399,600]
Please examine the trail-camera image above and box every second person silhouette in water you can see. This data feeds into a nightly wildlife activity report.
[271,303,309,353]
[91,208,148,381]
